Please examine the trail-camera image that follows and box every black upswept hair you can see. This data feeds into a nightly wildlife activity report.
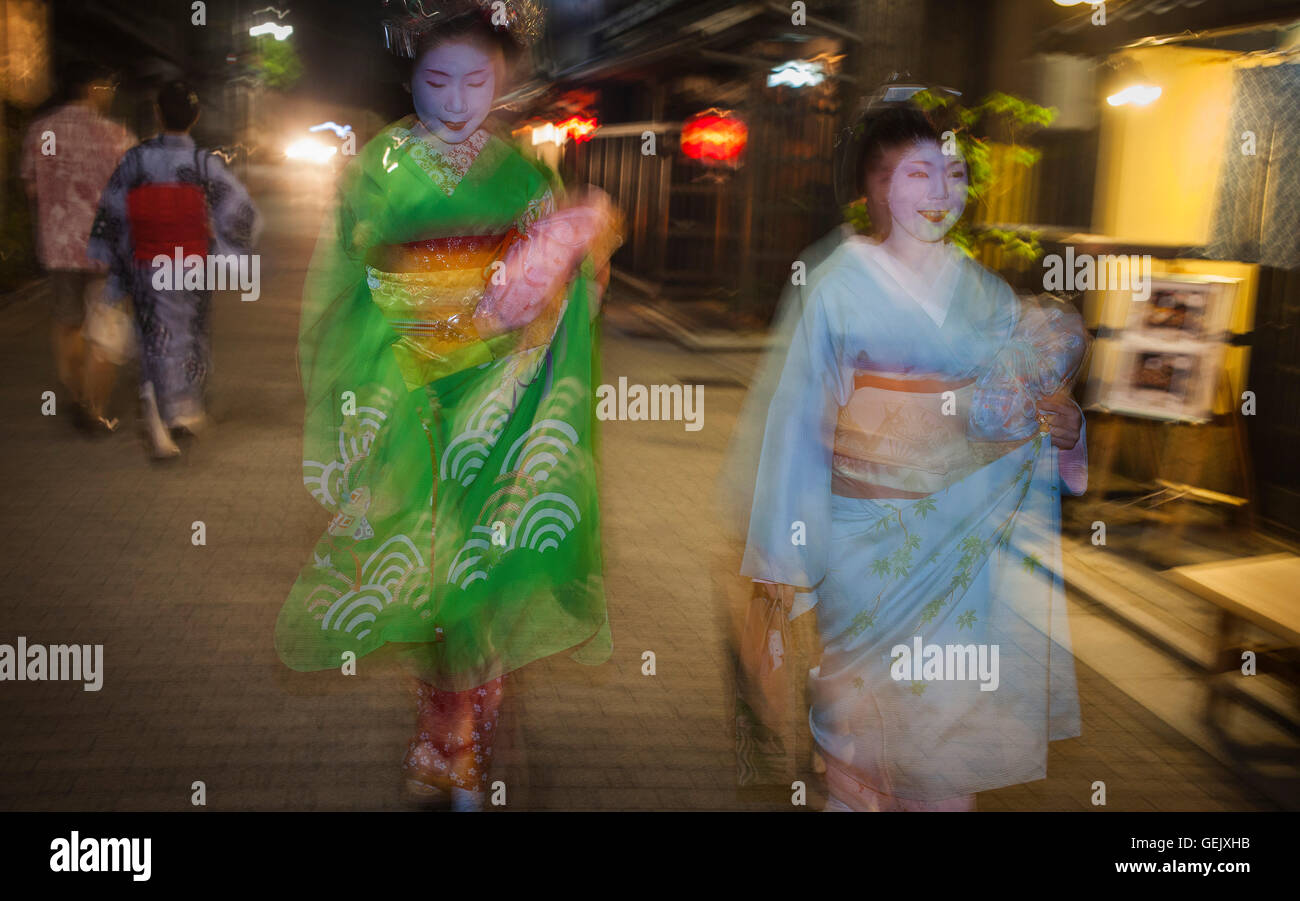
[157,80,200,132]
[399,11,521,83]
[853,104,944,197]
[62,61,114,100]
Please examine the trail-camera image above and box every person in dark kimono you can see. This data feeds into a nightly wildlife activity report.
[88,80,261,459]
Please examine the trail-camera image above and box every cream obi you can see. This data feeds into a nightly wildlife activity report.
[831,371,979,499]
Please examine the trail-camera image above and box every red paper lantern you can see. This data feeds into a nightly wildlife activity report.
[681,110,747,163]
[557,114,598,143]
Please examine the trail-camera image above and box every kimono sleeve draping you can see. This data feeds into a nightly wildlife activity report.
[738,265,854,592]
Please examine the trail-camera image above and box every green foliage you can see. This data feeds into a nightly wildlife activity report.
[959,534,988,557]
[979,227,1042,261]
[890,545,913,578]
[843,198,871,236]
[843,89,1056,265]
[254,36,303,89]
[920,597,944,624]
[1017,459,1034,482]
[913,496,937,520]
[848,609,876,637]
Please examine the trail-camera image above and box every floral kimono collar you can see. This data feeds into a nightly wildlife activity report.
[845,235,964,329]
[391,116,494,196]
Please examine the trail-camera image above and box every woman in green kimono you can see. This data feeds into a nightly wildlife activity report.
[275,1,619,811]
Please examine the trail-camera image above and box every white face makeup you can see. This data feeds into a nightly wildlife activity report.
[411,39,500,144]
[884,140,968,243]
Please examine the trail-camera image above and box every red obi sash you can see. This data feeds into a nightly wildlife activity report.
[127,183,209,261]
[368,230,519,273]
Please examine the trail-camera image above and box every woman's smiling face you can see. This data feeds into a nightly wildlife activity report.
[884,139,968,243]
[411,39,500,144]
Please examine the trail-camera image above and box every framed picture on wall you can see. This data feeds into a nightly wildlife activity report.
[1101,347,1213,421]
[1087,274,1239,423]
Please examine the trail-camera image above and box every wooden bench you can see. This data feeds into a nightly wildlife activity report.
[1167,553,1300,762]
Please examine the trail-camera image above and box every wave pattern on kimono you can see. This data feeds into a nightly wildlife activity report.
[274,116,612,691]
[737,234,1083,800]
[87,134,260,421]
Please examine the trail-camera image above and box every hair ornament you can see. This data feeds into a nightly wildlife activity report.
[380,0,545,57]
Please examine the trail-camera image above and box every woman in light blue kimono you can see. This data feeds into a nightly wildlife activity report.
[725,103,1089,810]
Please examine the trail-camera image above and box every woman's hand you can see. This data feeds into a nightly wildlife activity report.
[1036,391,1082,450]
[472,280,550,339]
[475,198,617,338]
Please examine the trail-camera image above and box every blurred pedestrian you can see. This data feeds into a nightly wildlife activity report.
[88,80,261,459]
[724,98,1088,811]
[20,62,133,433]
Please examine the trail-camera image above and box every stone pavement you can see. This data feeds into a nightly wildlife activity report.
[0,183,1280,811]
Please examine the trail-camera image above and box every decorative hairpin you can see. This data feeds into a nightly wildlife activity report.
[380,0,545,56]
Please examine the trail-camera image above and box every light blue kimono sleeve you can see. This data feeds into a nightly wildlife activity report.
[739,270,854,592]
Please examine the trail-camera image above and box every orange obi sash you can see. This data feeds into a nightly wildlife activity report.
[365,231,522,390]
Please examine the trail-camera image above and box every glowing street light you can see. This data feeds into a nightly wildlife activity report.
[309,121,353,139]
[1104,56,1162,107]
[250,22,293,40]
[1107,84,1162,106]
[768,60,826,88]
[529,115,599,146]
[285,138,337,164]
[531,122,562,146]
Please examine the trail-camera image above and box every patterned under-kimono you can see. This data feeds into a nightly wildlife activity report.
[732,230,1087,808]
[88,133,260,423]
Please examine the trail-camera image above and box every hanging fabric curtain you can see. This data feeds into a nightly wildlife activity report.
[1204,63,1300,270]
